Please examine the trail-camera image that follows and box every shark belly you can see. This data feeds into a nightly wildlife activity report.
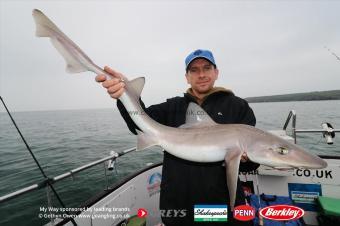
[158,129,238,163]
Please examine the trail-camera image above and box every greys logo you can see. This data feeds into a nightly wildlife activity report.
[160,209,187,218]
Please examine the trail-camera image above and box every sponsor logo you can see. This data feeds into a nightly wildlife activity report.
[160,209,187,218]
[291,191,319,204]
[137,208,148,218]
[288,183,322,211]
[147,172,162,197]
[259,205,304,221]
[194,205,228,222]
[233,205,255,221]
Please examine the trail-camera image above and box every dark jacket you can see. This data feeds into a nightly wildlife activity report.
[117,90,258,226]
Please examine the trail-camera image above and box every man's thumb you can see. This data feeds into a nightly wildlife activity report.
[104,66,122,79]
[104,66,113,74]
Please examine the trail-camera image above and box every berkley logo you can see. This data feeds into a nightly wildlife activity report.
[233,205,255,221]
[259,205,304,221]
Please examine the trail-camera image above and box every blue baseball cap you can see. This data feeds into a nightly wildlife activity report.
[185,49,216,71]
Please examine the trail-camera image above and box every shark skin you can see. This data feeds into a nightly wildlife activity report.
[32,9,327,210]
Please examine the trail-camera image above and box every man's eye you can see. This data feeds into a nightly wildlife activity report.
[203,65,213,71]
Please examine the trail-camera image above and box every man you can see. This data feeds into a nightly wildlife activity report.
[96,49,259,226]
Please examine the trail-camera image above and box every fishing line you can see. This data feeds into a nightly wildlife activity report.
[324,46,340,62]
[0,96,77,226]
[254,173,264,226]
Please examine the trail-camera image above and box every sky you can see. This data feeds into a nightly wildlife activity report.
[0,0,339,112]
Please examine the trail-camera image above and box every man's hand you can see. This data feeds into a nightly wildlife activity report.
[240,152,249,163]
[95,66,125,99]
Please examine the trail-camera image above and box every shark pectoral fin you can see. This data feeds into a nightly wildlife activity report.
[136,131,158,151]
[224,149,242,211]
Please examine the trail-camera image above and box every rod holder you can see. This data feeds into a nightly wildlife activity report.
[321,122,335,145]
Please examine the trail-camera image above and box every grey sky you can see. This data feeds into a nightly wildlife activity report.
[0,0,339,112]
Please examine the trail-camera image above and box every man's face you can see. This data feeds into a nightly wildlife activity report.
[185,58,219,95]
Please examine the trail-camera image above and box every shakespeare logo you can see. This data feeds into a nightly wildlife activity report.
[194,205,228,222]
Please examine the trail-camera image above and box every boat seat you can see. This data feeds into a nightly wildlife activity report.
[317,196,340,226]
[317,196,340,216]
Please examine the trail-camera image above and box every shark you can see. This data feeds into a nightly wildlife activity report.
[32,9,327,211]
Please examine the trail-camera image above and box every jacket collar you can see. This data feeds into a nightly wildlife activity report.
[185,87,233,105]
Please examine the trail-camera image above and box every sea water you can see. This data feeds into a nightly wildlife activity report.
[0,100,339,226]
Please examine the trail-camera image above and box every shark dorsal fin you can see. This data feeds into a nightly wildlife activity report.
[179,102,217,129]
[128,77,145,97]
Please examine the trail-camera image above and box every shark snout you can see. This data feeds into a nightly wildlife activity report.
[290,149,328,169]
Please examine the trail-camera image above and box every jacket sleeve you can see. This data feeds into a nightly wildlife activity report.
[237,99,256,126]
[117,99,169,135]
[237,99,260,172]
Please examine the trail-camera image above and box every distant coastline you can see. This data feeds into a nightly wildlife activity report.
[245,90,340,103]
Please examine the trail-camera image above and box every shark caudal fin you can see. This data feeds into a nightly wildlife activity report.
[33,9,64,37]
[32,9,95,74]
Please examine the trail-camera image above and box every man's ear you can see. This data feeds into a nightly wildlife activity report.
[185,73,190,84]
[215,68,219,80]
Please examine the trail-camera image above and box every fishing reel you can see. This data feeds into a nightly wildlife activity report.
[107,151,119,171]
[321,122,335,145]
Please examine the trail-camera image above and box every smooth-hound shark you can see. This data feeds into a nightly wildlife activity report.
[32,9,327,211]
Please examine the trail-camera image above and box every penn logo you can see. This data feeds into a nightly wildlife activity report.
[259,205,304,221]
[233,205,255,221]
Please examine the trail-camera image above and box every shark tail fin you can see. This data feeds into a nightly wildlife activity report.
[32,9,94,74]
[136,130,159,151]
[50,38,88,73]
[33,9,64,37]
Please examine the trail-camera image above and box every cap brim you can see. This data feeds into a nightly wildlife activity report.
[186,56,216,70]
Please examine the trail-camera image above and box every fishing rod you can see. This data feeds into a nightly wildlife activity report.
[0,96,78,226]
[324,46,340,62]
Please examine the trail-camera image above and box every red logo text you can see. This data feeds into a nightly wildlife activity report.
[233,205,255,221]
[259,205,304,221]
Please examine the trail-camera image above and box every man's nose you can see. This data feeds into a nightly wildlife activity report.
[198,70,206,78]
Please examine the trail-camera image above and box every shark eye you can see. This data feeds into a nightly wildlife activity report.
[276,147,289,155]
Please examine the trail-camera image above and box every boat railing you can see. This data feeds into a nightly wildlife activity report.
[283,110,339,144]
[0,147,137,204]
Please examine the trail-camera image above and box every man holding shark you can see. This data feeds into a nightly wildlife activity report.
[33,9,327,226]
[96,49,259,225]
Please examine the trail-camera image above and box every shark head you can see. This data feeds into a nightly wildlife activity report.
[247,132,327,169]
